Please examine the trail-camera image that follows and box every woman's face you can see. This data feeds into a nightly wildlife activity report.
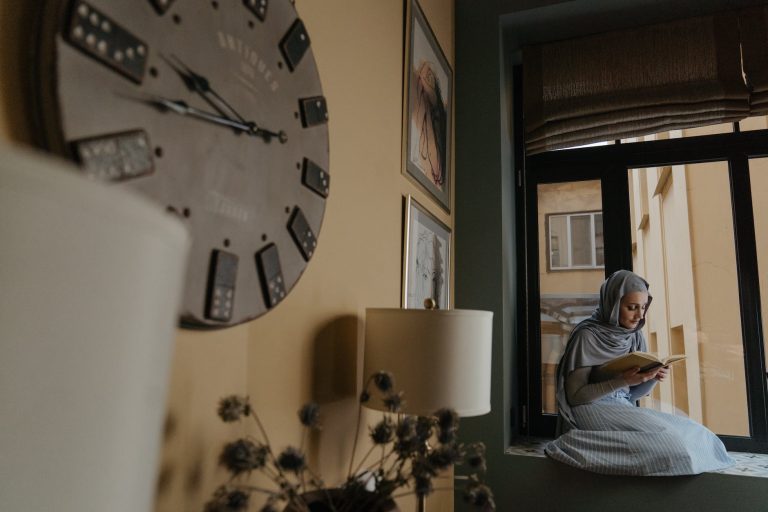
[619,291,649,329]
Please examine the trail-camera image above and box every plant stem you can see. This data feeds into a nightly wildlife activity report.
[391,487,455,500]
[249,408,272,448]
[351,444,377,477]
[234,483,282,495]
[347,376,373,478]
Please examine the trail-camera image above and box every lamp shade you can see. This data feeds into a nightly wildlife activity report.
[363,308,493,417]
[0,144,190,512]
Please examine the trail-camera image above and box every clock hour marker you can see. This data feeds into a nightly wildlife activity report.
[65,2,148,84]
[288,207,317,261]
[301,158,330,198]
[205,250,238,322]
[149,0,177,15]
[256,244,286,309]
[243,0,268,22]
[70,130,154,181]
[280,18,309,71]
[299,96,328,127]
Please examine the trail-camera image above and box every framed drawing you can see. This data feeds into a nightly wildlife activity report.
[402,195,451,309]
[403,0,452,212]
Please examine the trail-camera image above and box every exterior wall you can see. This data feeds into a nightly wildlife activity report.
[0,1,455,511]
[626,126,753,435]
[685,158,749,435]
[537,180,604,295]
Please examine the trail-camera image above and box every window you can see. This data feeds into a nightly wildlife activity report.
[547,211,604,270]
[518,121,768,453]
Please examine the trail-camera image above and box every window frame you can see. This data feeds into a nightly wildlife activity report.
[518,126,768,454]
[545,210,605,271]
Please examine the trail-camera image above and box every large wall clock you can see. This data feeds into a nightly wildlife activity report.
[30,0,330,328]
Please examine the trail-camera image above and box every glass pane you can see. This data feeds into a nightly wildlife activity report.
[594,213,604,266]
[681,122,734,137]
[748,158,768,372]
[549,215,567,269]
[570,215,592,266]
[739,115,768,132]
[619,122,734,144]
[538,181,604,414]
[627,162,749,436]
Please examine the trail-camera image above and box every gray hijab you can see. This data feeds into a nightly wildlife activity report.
[554,270,653,434]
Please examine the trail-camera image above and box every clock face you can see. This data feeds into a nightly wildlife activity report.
[32,0,329,328]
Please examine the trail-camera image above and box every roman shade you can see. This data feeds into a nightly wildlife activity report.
[523,12,750,154]
[740,6,768,114]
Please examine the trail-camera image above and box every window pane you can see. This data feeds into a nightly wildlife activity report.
[618,122,734,144]
[739,115,768,132]
[594,213,604,266]
[538,181,603,414]
[549,215,567,268]
[627,162,749,436]
[570,214,592,266]
[748,158,768,372]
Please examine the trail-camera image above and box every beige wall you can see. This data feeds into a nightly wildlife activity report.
[0,1,455,511]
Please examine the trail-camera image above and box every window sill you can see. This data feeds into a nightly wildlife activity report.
[506,437,768,478]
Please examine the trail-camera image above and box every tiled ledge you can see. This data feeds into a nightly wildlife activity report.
[505,437,768,478]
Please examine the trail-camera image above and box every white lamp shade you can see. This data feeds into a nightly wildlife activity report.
[0,144,190,512]
[363,308,493,417]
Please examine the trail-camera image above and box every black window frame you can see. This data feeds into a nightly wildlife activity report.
[516,104,768,453]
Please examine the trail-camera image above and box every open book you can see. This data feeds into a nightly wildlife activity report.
[600,351,687,374]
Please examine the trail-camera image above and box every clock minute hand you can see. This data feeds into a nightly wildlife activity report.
[150,96,253,132]
[165,54,247,123]
[143,95,288,142]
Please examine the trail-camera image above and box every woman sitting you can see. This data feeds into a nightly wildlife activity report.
[545,270,733,476]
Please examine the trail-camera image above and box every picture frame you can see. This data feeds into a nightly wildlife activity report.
[403,0,453,212]
[402,195,451,309]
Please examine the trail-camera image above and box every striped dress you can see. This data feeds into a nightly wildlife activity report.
[545,389,734,476]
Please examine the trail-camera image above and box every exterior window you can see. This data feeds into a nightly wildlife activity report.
[521,121,768,453]
[547,212,604,270]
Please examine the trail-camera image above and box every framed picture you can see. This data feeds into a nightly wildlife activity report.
[403,0,453,212]
[402,195,451,309]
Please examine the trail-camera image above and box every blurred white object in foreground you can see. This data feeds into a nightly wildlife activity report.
[0,143,190,512]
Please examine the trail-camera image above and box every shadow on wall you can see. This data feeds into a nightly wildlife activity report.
[311,315,360,405]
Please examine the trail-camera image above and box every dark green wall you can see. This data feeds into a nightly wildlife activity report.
[453,1,768,510]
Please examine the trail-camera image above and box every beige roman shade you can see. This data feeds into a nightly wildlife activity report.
[740,6,768,114]
[523,12,750,154]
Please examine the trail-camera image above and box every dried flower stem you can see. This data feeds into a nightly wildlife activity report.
[234,483,283,496]
[351,444,377,477]
[358,445,395,475]
[347,374,376,478]
[248,413,292,483]
[391,487,454,500]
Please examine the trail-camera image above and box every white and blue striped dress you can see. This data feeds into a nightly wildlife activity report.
[545,389,734,476]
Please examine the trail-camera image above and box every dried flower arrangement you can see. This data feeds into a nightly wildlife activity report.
[204,371,496,512]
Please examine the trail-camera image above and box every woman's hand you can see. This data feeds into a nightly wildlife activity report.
[655,366,670,382]
[622,366,660,386]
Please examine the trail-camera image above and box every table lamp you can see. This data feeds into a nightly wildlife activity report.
[0,144,190,512]
[363,306,493,510]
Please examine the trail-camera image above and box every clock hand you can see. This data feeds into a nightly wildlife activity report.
[164,54,247,123]
[142,95,288,142]
[149,96,252,131]
[163,55,288,143]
